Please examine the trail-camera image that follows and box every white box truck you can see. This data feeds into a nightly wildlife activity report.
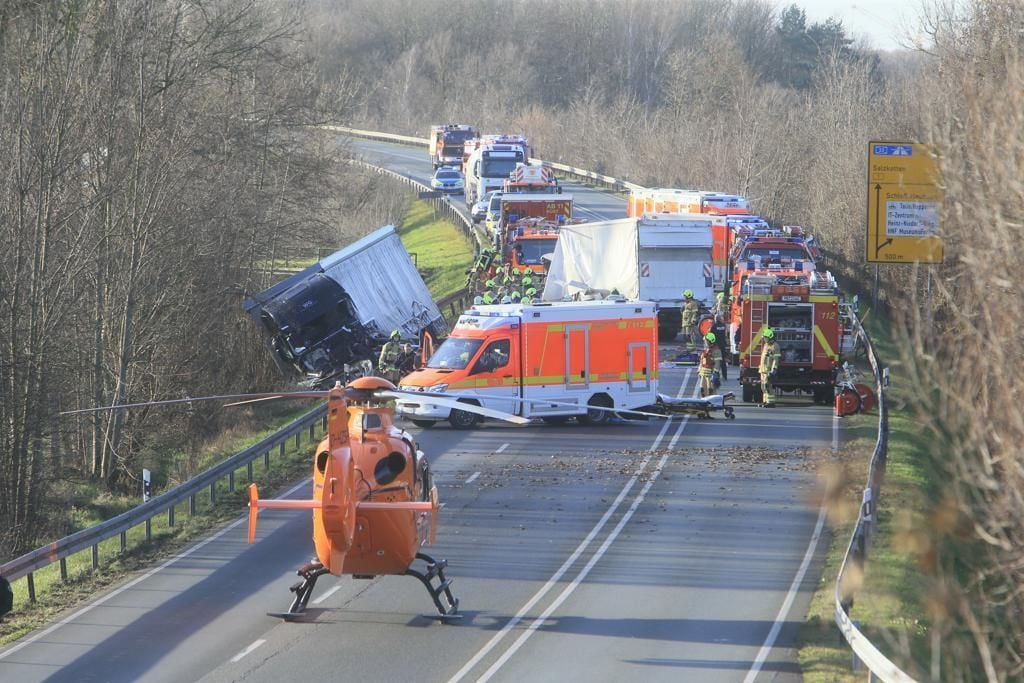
[542,214,714,341]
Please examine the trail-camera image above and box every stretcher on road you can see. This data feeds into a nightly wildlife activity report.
[651,392,736,420]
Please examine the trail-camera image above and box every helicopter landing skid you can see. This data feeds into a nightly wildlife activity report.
[405,552,461,621]
[269,561,330,620]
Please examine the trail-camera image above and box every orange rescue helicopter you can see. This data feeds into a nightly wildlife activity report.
[62,377,527,621]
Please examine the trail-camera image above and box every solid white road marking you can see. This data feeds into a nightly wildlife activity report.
[833,414,840,452]
[495,443,509,454]
[230,639,266,663]
[464,472,481,484]
[0,478,312,661]
[448,369,693,683]
[311,584,342,605]
[742,505,827,682]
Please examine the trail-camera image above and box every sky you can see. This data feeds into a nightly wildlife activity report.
[781,1,928,51]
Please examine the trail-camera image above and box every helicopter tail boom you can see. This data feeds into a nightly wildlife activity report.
[247,483,322,544]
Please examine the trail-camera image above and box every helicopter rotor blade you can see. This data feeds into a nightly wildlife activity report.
[376,391,532,425]
[59,391,331,416]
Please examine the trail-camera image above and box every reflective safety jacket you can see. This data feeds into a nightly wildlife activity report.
[760,340,780,375]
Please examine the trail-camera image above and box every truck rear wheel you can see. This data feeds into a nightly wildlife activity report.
[577,394,612,426]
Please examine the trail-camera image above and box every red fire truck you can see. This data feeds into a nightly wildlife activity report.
[735,268,844,405]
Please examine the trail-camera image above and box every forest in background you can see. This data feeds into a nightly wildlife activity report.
[1,0,1020,677]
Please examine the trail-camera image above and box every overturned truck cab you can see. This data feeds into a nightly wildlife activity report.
[244,225,447,386]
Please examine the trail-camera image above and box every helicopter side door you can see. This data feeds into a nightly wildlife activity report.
[465,337,520,415]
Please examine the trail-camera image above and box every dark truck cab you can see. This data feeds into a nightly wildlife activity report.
[244,225,446,386]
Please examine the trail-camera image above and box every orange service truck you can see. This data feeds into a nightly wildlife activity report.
[395,300,658,428]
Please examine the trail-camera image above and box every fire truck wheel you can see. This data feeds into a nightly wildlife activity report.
[449,402,481,429]
[577,394,612,426]
[411,420,436,429]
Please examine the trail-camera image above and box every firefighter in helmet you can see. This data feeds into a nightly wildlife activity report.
[698,332,719,397]
[680,289,700,351]
[759,326,781,407]
[378,330,403,384]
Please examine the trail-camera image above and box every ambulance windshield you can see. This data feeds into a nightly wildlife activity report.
[427,337,484,370]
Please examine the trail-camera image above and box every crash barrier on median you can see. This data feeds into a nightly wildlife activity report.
[0,407,328,605]
[834,313,916,682]
[328,125,646,194]
[347,159,487,253]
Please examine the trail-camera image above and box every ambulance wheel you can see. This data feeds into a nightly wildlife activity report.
[578,394,612,425]
[411,420,436,429]
[449,401,481,429]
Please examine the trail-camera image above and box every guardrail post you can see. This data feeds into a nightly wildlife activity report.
[309,423,315,441]
[294,432,300,449]
[145,518,151,541]
[92,544,99,570]
[247,461,253,482]
[264,450,270,469]
[228,470,235,492]
[210,482,216,505]
[189,494,196,517]
[27,573,35,602]
[121,530,127,552]
[168,504,175,528]
[279,443,286,459]
[322,415,327,431]
[60,558,68,582]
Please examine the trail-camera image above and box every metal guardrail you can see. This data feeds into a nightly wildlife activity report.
[834,312,915,682]
[0,406,328,602]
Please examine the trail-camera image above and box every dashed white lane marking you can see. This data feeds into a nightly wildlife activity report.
[465,472,481,484]
[312,584,342,605]
[230,639,266,663]
[0,478,312,662]
[448,368,693,683]
[495,443,509,454]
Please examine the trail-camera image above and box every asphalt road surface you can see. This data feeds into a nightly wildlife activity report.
[0,137,837,683]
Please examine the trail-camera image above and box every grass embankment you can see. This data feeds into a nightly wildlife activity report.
[799,312,935,680]
[0,197,474,648]
[397,199,475,301]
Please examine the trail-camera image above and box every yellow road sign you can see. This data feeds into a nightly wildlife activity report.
[866,141,944,264]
